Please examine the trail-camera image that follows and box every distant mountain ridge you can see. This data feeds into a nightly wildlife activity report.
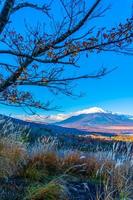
[57,112,133,125]
[56,111,133,134]
[0,114,94,138]
[1,106,133,136]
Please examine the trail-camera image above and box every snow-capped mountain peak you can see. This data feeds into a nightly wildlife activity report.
[75,107,106,115]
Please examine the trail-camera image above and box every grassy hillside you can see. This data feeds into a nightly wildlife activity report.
[0,117,133,200]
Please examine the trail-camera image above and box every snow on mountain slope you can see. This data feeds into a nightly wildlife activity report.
[56,111,133,134]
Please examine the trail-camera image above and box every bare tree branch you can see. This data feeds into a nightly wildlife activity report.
[12,2,50,16]
[0,0,15,34]
[0,0,132,110]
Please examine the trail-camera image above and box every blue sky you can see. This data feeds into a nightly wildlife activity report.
[0,0,133,117]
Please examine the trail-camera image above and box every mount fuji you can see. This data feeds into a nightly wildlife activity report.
[55,107,133,134]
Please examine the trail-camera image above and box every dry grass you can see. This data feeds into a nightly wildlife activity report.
[60,152,115,182]
[26,180,68,200]
[0,130,133,200]
[0,137,27,177]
